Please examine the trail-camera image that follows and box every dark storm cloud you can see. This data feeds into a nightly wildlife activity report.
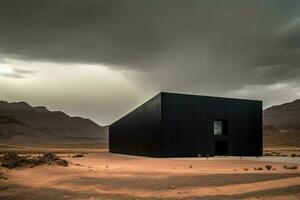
[0,0,300,110]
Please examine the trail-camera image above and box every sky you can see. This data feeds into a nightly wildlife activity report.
[0,0,300,125]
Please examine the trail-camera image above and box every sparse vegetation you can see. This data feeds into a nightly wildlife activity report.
[264,153,273,156]
[72,153,85,158]
[254,167,263,170]
[189,164,193,168]
[265,165,272,170]
[283,165,298,170]
[263,152,282,157]
[291,154,297,157]
[243,168,248,171]
[0,172,8,180]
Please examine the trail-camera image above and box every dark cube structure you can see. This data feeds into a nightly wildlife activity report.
[109,92,262,157]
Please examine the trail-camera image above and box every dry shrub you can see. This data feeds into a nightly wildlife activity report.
[264,153,273,156]
[283,165,298,170]
[254,167,263,170]
[72,153,84,158]
[265,165,272,170]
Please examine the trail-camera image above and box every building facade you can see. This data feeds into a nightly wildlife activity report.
[109,92,262,157]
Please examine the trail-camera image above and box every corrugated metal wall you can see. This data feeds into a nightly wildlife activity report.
[109,92,262,157]
[109,93,163,156]
[162,92,262,156]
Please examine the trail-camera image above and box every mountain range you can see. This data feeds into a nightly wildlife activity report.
[263,99,300,131]
[0,99,299,147]
[0,101,107,139]
[263,99,300,147]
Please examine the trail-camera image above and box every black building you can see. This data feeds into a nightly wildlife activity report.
[109,92,262,157]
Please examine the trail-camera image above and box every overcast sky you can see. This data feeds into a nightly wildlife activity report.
[0,0,300,125]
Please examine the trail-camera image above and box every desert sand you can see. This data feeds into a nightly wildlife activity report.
[1,151,300,200]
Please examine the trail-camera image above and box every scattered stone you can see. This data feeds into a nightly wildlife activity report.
[39,152,59,163]
[0,152,25,169]
[56,159,68,167]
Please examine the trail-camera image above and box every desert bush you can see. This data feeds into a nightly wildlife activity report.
[254,167,263,170]
[243,168,248,171]
[291,154,297,157]
[265,165,272,170]
[72,153,84,158]
[264,153,273,156]
[283,165,298,170]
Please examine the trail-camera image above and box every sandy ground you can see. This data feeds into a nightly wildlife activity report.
[0,135,107,154]
[1,152,300,200]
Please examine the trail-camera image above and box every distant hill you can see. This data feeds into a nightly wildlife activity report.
[264,99,300,131]
[263,99,300,147]
[0,101,107,139]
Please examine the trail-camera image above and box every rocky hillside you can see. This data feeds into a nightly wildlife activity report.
[264,99,300,131]
[0,101,107,139]
[263,99,300,147]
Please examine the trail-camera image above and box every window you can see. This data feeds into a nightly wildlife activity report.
[214,120,228,135]
[214,120,223,135]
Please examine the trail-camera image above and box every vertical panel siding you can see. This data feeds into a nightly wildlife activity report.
[162,92,262,157]
[109,92,262,157]
[109,93,162,157]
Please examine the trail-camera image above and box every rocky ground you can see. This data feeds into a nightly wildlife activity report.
[0,152,68,168]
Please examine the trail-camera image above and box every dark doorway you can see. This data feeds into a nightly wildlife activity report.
[215,141,228,155]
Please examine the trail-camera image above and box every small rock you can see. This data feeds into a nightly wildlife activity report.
[56,159,68,167]
[0,152,24,168]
